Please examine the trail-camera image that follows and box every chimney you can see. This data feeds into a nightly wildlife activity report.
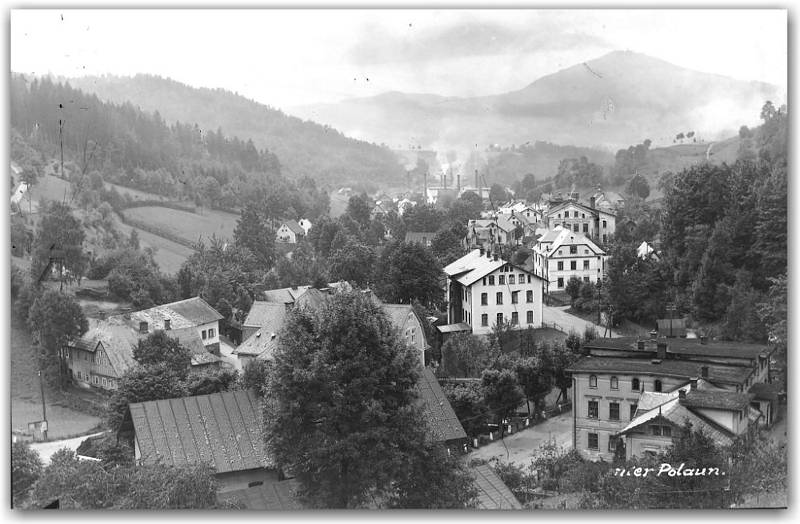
[270,332,276,340]
[98,311,106,320]
[637,340,645,350]
[690,378,698,390]
[493,253,498,261]
[678,389,686,400]
[649,330,658,340]
[164,318,171,330]
[139,321,148,334]
[590,196,596,209]
[700,335,707,345]
[701,366,709,378]
[479,247,485,256]
[656,342,667,360]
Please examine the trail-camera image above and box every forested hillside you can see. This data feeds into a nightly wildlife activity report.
[66,74,406,188]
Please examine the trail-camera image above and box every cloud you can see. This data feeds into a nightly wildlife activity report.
[348,14,612,66]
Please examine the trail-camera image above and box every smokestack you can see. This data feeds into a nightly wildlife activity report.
[475,169,479,190]
[700,335,707,345]
[424,171,428,202]
[457,174,461,192]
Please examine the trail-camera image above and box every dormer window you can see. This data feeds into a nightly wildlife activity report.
[589,375,597,388]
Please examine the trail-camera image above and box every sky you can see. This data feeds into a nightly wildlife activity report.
[10,8,788,112]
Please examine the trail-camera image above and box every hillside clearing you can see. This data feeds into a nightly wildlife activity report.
[122,206,239,246]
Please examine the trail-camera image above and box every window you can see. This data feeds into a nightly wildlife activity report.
[557,261,564,271]
[574,211,579,218]
[583,276,590,283]
[519,273,525,282]
[209,328,215,338]
[583,223,588,233]
[609,402,620,421]
[527,275,532,283]
[650,425,664,436]
[603,234,608,243]
[662,426,672,437]
[632,378,640,391]
[496,313,503,325]
[610,376,618,390]
[509,275,515,285]
[481,314,488,327]
[584,260,590,270]
[570,261,577,270]
[588,401,598,419]
[527,311,534,324]
[499,275,505,285]
[557,278,564,288]
[93,376,99,385]
[496,292,503,305]
[511,312,519,325]
[573,224,579,232]
[588,433,599,450]
[630,404,638,420]
[608,435,619,452]
[482,277,486,286]
[102,378,107,387]
[511,291,519,304]
[481,293,488,306]
[570,245,578,254]
[602,220,607,228]
[526,290,533,303]
[654,380,663,392]
[202,330,207,340]
[488,275,495,285]
[589,375,597,388]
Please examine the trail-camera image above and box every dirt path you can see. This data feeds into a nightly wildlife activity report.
[468,411,574,468]
[542,305,620,338]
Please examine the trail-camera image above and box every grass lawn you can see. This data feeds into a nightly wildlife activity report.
[123,206,238,245]
[113,215,194,275]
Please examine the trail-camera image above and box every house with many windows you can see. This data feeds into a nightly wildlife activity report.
[442,248,545,336]
[566,337,774,461]
[531,226,607,293]
[65,297,223,391]
[545,197,616,244]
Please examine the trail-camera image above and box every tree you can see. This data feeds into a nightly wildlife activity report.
[27,290,88,385]
[489,183,508,204]
[430,226,466,266]
[265,291,430,508]
[440,333,495,378]
[239,359,272,395]
[345,193,372,229]
[625,173,650,200]
[549,343,579,404]
[30,200,88,284]
[372,241,443,309]
[233,202,277,267]
[565,276,583,302]
[481,369,524,436]
[132,330,192,376]
[12,441,43,507]
[29,449,218,509]
[387,442,478,509]
[444,382,490,438]
[328,238,376,287]
[106,364,188,430]
[515,356,552,416]
[185,368,239,396]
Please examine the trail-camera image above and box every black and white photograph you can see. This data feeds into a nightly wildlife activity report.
[6,5,789,511]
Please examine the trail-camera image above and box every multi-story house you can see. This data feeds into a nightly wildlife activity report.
[275,220,305,243]
[531,226,607,293]
[65,297,223,391]
[545,196,616,244]
[464,216,521,251]
[567,337,774,461]
[443,248,545,336]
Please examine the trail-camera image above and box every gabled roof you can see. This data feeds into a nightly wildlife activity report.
[162,297,224,325]
[619,397,734,446]
[380,304,421,335]
[682,390,753,411]
[535,228,605,257]
[405,231,437,244]
[416,368,467,443]
[748,382,780,401]
[279,221,305,235]
[235,328,280,358]
[444,249,543,287]
[129,389,272,473]
[243,301,288,331]
[219,480,302,510]
[567,356,753,386]
[294,288,327,310]
[261,286,311,304]
[470,464,523,510]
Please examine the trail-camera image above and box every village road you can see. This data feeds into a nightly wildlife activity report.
[542,305,620,338]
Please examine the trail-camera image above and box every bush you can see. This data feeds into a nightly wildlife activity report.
[12,441,43,506]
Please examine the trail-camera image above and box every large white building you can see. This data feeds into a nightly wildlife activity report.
[532,226,608,293]
[546,198,616,244]
[443,249,546,336]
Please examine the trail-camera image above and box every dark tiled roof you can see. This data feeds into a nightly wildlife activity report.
[242,302,288,331]
[219,480,303,510]
[567,356,752,385]
[235,328,280,359]
[261,286,310,304]
[129,389,272,473]
[294,288,328,310]
[682,390,753,411]
[749,382,780,401]
[470,464,523,510]
[416,368,467,443]
[584,337,769,360]
[280,221,305,235]
[405,231,437,244]
[166,297,224,325]
[380,304,419,335]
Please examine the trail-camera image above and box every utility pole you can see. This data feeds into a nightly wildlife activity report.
[38,370,48,440]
